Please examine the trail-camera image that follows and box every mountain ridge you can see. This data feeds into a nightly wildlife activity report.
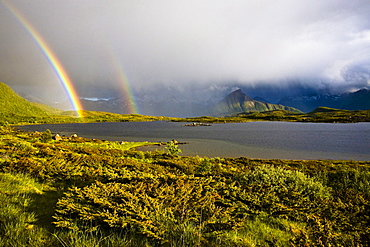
[213,89,302,116]
[278,88,370,112]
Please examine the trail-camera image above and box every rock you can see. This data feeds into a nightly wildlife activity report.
[53,134,62,141]
[185,122,212,127]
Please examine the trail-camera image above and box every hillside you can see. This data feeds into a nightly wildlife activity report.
[30,102,64,115]
[213,89,302,116]
[0,82,49,122]
[0,82,176,124]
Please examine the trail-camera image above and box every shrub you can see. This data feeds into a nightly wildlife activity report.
[326,169,370,196]
[240,165,331,200]
[165,141,182,155]
[41,129,52,143]
[53,178,235,245]
[228,165,332,219]
[195,159,212,174]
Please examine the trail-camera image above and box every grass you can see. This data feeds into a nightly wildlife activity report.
[211,215,305,246]
[0,173,144,247]
[56,140,160,151]
[0,173,51,246]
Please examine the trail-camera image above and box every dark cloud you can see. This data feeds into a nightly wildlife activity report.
[0,0,369,105]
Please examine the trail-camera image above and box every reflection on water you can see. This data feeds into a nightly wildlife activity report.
[17,121,370,161]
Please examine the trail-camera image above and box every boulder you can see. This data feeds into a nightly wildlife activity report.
[53,134,62,141]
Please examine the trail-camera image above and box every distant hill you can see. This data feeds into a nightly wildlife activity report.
[0,82,48,118]
[29,102,64,115]
[213,89,302,116]
[80,96,215,117]
[226,106,370,123]
[278,88,370,112]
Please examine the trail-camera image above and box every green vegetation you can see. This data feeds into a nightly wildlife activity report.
[0,125,369,246]
[41,129,53,143]
[0,83,48,122]
[30,102,64,115]
[0,107,173,125]
[165,141,182,155]
[175,107,370,123]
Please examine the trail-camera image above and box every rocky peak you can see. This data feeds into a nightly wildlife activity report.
[213,89,302,116]
[227,89,253,103]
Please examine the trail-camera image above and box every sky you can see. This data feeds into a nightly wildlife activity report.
[0,0,370,107]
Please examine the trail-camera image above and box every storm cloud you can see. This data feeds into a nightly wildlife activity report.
[1,0,370,103]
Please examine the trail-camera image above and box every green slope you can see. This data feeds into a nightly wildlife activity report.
[30,102,64,115]
[0,82,174,124]
[0,82,48,123]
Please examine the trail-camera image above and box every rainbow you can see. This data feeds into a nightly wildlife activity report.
[2,1,84,117]
[108,50,139,114]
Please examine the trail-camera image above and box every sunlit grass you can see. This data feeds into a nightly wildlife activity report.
[0,173,51,246]
[60,141,160,151]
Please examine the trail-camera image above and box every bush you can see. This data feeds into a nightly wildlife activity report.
[41,129,52,143]
[326,169,370,196]
[227,165,332,219]
[165,141,182,155]
[53,178,234,245]
[240,165,331,200]
[195,159,212,174]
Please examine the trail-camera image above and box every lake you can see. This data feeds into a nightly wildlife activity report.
[16,121,370,161]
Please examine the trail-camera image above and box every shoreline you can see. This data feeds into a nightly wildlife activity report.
[15,121,370,161]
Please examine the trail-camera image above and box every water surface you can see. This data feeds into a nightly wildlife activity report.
[17,121,370,160]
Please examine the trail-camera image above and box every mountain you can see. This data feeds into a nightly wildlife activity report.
[253,96,270,103]
[29,102,64,115]
[81,97,133,114]
[0,82,48,117]
[81,96,216,117]
[278,88,370,112]
[213,89,302,116]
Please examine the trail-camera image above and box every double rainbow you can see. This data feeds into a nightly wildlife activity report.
[2,1,84,117]
[108,51,139,114]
